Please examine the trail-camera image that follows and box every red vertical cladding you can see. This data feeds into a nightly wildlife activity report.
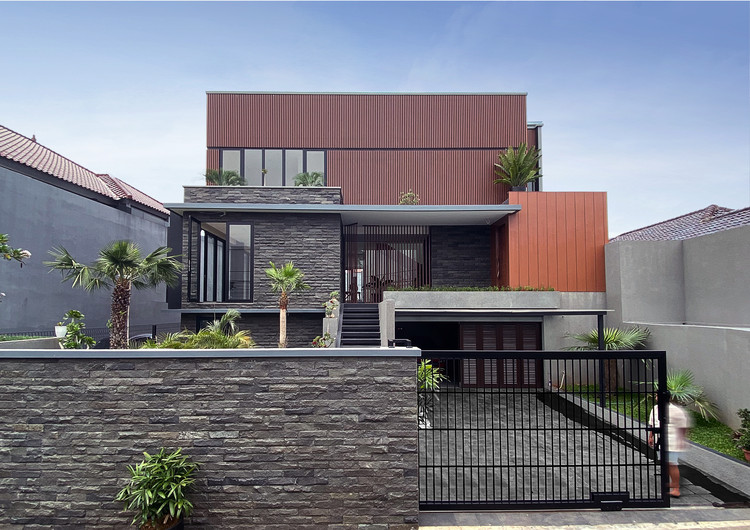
[506,192,608,292]
[207,92,528,149]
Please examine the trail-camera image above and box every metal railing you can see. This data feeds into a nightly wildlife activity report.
[418,350,669,511]
[0,323,183,345]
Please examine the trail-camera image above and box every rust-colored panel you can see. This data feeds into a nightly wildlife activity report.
[526,127,539,148]
[328,149,507,205]
[207,93,527,149]
[206,149,219,173]
[506,192,607,292]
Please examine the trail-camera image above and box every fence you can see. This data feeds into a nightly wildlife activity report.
[0,322,183,344]
[418,350,669,511]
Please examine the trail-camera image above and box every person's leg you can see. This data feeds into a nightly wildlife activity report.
[668,453,680,496]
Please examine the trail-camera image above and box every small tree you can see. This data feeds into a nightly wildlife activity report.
[265,261,310,348]
[1,233,31,303]
[205,169,245,186]
[294,172,324,186]
[493,142,541,189]
[46,241,181,349]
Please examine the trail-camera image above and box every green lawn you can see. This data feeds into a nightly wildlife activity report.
[0,334,42,341]
[564,385,744,462]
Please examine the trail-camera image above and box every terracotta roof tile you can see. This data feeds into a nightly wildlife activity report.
[612,205,750,241]
[0,125,168,215]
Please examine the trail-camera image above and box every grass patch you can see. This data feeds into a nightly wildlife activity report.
[688,413,744,460]
[564,385,744,461]
[0,334,42,341]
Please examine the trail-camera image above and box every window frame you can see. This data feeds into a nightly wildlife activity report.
[219,148,326,186]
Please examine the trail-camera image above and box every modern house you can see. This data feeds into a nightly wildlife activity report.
[606,204,750,428]
[166,92,610,366]
[0,125,177,334]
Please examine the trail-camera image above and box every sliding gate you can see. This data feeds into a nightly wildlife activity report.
[418,350,669,511]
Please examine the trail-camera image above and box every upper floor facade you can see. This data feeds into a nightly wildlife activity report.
[206,92,542,205]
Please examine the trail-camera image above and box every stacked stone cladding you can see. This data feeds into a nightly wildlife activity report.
[184,186,342,205]
[0,354,419,529]
[180,212,341,310]
[430,226,491,287]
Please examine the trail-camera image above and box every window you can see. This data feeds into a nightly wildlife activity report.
[219,148,326,186]
[188,219,253,302]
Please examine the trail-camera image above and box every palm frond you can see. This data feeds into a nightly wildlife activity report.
[565,326,650,351]
[205,169,245,186]
[45,246,108,291]
[265,261,310,294]
[493,142,541,187]
[666,369,719,420]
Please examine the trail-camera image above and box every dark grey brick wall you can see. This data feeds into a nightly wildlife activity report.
[181,313,324,348]
[0,355,419,529]
[184,186,342,205]
[431,226,491,287]
[181,212,341,310]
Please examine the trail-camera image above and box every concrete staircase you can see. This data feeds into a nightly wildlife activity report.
[339,303,381,347]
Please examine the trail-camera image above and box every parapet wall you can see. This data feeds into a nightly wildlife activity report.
[0,349,419,529]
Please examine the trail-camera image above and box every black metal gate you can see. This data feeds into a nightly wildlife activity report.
[418,350,669,511]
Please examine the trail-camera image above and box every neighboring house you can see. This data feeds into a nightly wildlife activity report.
[0,125,177,334]
[607,205,750,428]
[166,92,610,371]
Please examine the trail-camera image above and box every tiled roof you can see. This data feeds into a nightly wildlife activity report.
[611,205,750,241]
[0,125,168,215]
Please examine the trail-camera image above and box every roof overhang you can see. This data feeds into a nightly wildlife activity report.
[164,203,521,226]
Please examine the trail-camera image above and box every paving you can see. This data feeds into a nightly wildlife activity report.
[419,388,750,528]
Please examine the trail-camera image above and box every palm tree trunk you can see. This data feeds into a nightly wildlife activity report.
[110,279,131,349]
[279,293,288,348]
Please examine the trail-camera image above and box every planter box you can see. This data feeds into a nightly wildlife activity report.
[383,290,561,310]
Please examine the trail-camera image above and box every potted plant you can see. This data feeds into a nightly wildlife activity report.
[493,142,541,191]
[736,408,750,462]
[56,310,96,348]
[323,290,340,318]
[115,447,198,530]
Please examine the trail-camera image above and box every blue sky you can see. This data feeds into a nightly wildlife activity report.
[2,1,748,237]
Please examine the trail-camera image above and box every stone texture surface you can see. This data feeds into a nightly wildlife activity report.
[181,212,341,310]
[430,226,490,287]
[184,186,342,205]
[180,313,325,348]
[0,356,419,529]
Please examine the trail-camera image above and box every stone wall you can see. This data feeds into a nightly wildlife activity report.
[0,351,419,529]
[180,313,324,348]
[181,212,341,310]
[430,226,490,287]
[184,186,342,205]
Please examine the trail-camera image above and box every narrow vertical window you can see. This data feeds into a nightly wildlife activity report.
[264,150,283,186]
[244,149,263,186]
[285,150,303,184]
[228,224,253,301]
[306,150,325,181]
[188,218,200,301]
[221,149,241,175]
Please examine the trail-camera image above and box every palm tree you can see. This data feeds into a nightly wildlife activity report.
[46,241,181,349]
[493,142,541,190]
[666,369,718,421]
[141,310,255,349]
[566,327,651,351]
[265,261,310,348]
[293,172,324,186]
[205,169,246,186]
[566,326,650,392]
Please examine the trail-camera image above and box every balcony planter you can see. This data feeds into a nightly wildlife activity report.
[54,325,67,338]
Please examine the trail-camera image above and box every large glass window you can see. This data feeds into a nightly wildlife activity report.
[228,224,253,301]
[244,149,263,186]
[188,220,252,302]
[222,150,241,175]
[219,148,326,186]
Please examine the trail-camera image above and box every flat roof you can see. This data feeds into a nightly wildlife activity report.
[206,91,528,96]
[395,308,611,321]
[164,203,521,226]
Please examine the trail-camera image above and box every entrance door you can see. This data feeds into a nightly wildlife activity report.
[460,322,542,388]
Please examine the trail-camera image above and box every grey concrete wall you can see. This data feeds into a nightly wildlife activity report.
[0,167,176,333]
[683,226,750,327]
[181,212,341,311]
[605,240,685,326]
[384,290,561,310]
[430,226,491,287]
[639,323,750,430]
[0,351,419,529]
[184,186,342,205]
